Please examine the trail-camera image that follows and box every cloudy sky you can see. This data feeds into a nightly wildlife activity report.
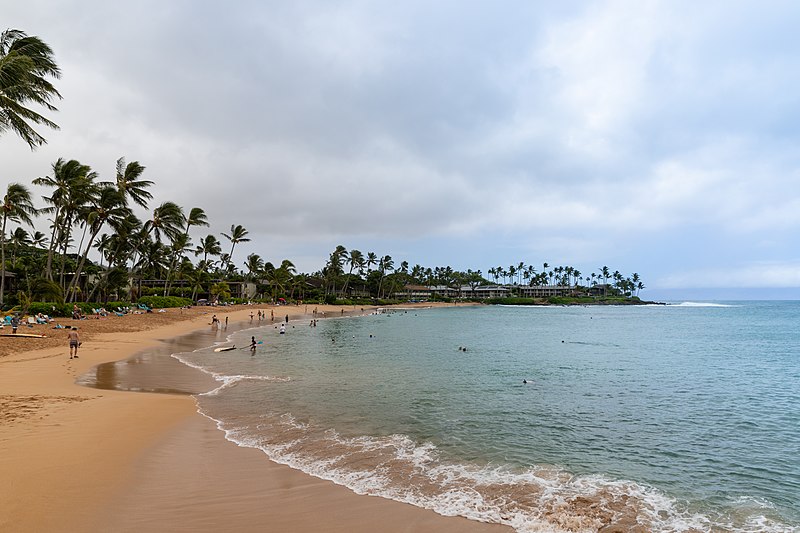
[4,1,800,299]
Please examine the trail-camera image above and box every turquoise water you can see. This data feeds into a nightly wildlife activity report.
[177,302,800,532]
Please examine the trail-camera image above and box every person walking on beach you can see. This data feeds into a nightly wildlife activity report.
[11,314,20,334]
[68,327,80,359]
[285,314,289,324]
[250,311,254,323]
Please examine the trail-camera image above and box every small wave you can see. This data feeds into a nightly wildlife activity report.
[668,302,736,308]
[170,352,290,397]
[192,409,795,532]
[201,374,292,396]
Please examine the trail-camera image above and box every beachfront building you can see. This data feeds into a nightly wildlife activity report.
[393,284,511,300]
[393,283,600,300]
[461,285,510,299]
[516,285,572,298]
[393,284,434,300]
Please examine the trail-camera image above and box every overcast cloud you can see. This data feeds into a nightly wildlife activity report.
[3,0,800,299]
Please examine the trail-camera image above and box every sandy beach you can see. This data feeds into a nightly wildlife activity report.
[0,303,508,533]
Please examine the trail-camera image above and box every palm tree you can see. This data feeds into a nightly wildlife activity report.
[162,232,193,295]
[600,266,610,295]
[66,186,130,302]
[165,207,208,294]
[631,273,641,296]
[9,227,30,265]
[186,264,211,302]
[365,252,378,274]
[183,207,209,239]
[341,248,363,296]
[85,213,142,302]
[144,201,184,244]
[129,202,183,294]
[221,224,249,271]
[111,157,153,208]
[30,230,47,248]
[0,29,61,149]
[325,245,347,295]
[194,234,221,265]
[244,253,264,281]
[411,264,424,283]
[266,259,296,300]
[290,272,308,300]
[1,183,38,306]
[135,239,170,280]
[377,255,393,298]
[33,158,95,281]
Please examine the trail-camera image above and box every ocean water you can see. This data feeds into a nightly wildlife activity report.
[174,302,800,532]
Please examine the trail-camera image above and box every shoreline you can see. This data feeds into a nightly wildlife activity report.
[0,303,508,532]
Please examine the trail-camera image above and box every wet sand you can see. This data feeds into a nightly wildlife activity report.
[1,302,507,532]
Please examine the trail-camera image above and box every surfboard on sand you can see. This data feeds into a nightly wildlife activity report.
[0,332,47,338]
[214,345,236,352]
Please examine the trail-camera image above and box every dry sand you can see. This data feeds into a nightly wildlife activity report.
[0,302,508,533]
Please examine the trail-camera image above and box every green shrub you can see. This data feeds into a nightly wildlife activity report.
[27,302,70,317]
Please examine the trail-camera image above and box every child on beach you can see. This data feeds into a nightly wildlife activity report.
[68,327,80,359]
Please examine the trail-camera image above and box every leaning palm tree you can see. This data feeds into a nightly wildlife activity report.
[9,226,30,265]
[54,169,98,287]
[341,248,363,296]
[0,28,61,149]
[221,224,249,271]
[143,201,184,244]
[111,157,153,208]
[194,234,221,265]
[244,253,264,281]
[126,201,183,295]
[30,230,47,249]
[164,206,208,295]
[1,183,38,306]
[377,255,393,298]
[33,158,94,280]
[66,186,130,302]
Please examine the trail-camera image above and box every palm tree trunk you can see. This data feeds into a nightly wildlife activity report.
[67,228,100,303]
[44,207,62,280]
[0,216,7,307]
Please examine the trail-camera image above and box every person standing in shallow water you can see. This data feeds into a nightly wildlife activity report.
[68,327,80,359]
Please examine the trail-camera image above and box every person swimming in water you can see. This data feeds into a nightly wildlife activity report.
[279,323,286,334]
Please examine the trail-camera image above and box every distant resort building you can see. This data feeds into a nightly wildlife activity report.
[393,283,583,300]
